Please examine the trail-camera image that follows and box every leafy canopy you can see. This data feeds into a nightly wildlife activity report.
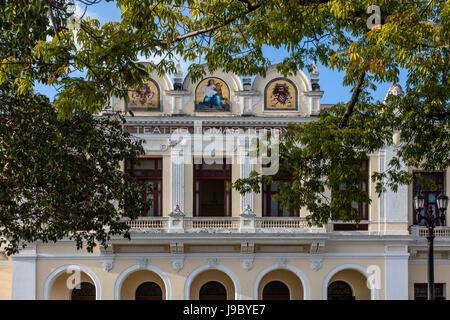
[1,0,449,231]
[0,83,151,254]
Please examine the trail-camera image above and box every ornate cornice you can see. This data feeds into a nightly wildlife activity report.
[123,116,314,126]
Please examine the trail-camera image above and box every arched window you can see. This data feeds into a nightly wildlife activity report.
[262,281,290,300]
[71,282,95,300]
[327,280,354,300]
[199,281,227,300]
[135,282,163,300]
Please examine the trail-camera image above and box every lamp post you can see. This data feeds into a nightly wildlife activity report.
[413,192,448,300]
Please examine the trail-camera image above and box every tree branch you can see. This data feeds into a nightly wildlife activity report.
[420,0,434,17]
[339,71,366,129]
[45,0,61,42]
[167,3,261,44]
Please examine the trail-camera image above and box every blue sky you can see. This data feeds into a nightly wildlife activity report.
[35,1,408,105]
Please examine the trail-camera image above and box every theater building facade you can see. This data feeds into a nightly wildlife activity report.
[1,64,450,300]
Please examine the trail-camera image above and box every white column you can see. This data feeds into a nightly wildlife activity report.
[383,146,408,225]
[171,147,185,212]
[11,251,37,300]
[385,245,409,300]
[239,138,254,214]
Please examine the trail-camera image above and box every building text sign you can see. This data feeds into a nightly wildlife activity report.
[124,125,288,135]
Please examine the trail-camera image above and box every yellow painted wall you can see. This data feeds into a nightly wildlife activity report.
[0,265,12,300]
[35,248,388,300]
[408,264,450,300]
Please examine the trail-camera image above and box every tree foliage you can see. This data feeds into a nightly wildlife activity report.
[1,0,449,232]
[0,83,150,254]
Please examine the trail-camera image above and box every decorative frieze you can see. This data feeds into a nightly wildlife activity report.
[101,257,114,272]
[206,258,219,268]
[240,241,255,254]
[171,258,185,272]
[170,242,184,254]
[142,143,168,152]
[310,240,326,254]
[276,257,288,268]
[137,258,149,269]
[241,257,254,271]
[309,257,323,272]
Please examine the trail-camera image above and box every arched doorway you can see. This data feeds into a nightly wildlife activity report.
[135,281,163,300]
[257,269,304,300]
[199,281,227,300]
[71,282,96,300]
[45,266,99,300]
[262,281,290,300]
[327,280,354,300]
[188,269,236,300]
[119,269,167,300]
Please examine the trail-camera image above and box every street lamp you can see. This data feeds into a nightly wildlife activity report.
[414,192,448,300]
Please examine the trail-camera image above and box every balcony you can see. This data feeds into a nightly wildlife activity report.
[124,216,322,233]
[410,225,450,238]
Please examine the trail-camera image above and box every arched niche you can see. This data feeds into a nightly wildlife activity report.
[262,280,290,300]
[116,267,169,300]
[252,64,312,115]
[43,265,101,300]
[187,269,237,300]
[135,281,163,300]
[257,269,304,300]
[182,66,243,115]
[112,62,173,114]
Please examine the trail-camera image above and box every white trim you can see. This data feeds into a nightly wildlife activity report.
[322,263,379,300]
[240,153,254,213]
[385,252,409,299]
[253,264,311,300]
[43,264,101,300]
[124,116,315,125]
[183,264,241,300]
[32,251,411,260]
[114,264,171,300]
[11,254,37,300]
[171,147,185,212]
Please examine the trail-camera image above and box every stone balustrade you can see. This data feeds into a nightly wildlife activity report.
[410,225,450,238]
[123,216,324,233]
